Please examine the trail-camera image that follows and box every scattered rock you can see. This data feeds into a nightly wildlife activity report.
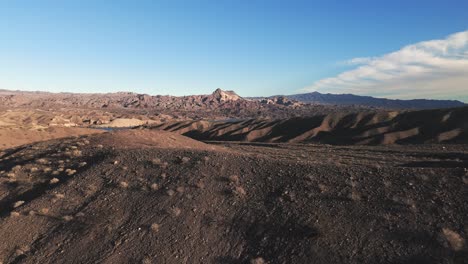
[119,181,129,188]
[10,212,20,217]
[50,178,60,184]
[62,215,74,221]
[13,200,25,208]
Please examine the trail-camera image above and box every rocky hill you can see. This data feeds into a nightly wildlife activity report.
[0,89,372,120]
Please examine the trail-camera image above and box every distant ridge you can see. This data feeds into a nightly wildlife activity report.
[280,91,466,109]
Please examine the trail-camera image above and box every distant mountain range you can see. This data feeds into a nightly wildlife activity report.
[1,88,465,115]
[256,91,466,109]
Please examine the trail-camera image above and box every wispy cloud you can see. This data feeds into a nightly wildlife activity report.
[304,30,468,101]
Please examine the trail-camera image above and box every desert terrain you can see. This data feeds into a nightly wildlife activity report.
[0,89,467,263]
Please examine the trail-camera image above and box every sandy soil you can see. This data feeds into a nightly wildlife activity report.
[0,130,466,263]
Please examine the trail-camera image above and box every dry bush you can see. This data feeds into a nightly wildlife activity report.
[119,181,129,188]
[349,190,361,201]
[15,245,30,256]
[383,180,392,187]
[151,158,168,169]
[150,183,159,191]
[463,176,468,185]
[250,257,266,264]
[228,175,240,185]
[180,157,190,163]
[176,186,185,193]
[171,207,181,217]
[150,223,160,232]
[142,257,152,264]
[39,208,49,215]
[66,150,82,157]
[318,183,328,193]
[233,186,247,197]
[62,215,74,221]
[76,212,85,217]
[166,189,175,196]
[195,180,205,189]
[151,158,161,165]
[52,193,65,203]
[442,228,465,251]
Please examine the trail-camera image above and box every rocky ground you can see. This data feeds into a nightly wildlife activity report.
[0,130,466,263]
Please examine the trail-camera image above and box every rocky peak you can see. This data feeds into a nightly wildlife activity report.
[211,88,241,102]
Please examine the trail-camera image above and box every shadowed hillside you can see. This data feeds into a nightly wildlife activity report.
[149,107,468,145]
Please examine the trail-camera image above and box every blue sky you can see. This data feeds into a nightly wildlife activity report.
[0,0,467,101]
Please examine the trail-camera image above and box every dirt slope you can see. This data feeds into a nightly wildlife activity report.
[149,107,468,145]
[0,130,466,263]
[0,127,104,150]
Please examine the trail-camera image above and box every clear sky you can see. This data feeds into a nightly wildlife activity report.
[1,0,467,101]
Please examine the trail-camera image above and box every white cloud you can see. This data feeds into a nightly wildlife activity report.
[304,30,468,101]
